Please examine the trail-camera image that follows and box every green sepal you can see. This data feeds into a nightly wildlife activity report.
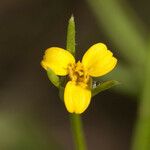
[47,68,60,88]
[66,15,75,56]
[59,86,64,101]
[92,80,120,97]
[58,76,68,101]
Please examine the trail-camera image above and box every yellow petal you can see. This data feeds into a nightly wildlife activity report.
[64,81,91,114]
[41,47,75,76]
[82,43,117,77]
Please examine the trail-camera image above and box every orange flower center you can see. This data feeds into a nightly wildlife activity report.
[68,61,90,87]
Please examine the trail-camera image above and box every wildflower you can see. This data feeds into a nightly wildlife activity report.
[41,43,117,114]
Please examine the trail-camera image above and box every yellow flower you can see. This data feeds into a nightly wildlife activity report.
[41,43,117,114]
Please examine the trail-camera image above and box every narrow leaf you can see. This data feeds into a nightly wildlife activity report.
[47,68,60,88]
[92,80,120,97]
[66,15,75,56]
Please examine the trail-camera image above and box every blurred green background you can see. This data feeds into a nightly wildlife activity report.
[0,0,149,150]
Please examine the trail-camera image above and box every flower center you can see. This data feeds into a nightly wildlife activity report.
[68,61,90,88]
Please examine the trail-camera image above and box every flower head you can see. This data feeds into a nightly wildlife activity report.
[41,43,117,114]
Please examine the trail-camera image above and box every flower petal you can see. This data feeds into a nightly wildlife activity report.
[64,81,91,114]
[82,43,117,77]
[41,47,75,76]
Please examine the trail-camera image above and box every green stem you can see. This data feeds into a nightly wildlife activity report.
[66,16,87,150]
[70,114,87,150]
[131,46,150,150]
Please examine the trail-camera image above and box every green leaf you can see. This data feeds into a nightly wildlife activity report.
[66,15,75,56]
[92,80,120,97]
[47,68,60,88]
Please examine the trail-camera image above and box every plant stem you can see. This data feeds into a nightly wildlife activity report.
[131,46,150,150]
[70,114,87,150]
[66,15,87,150]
